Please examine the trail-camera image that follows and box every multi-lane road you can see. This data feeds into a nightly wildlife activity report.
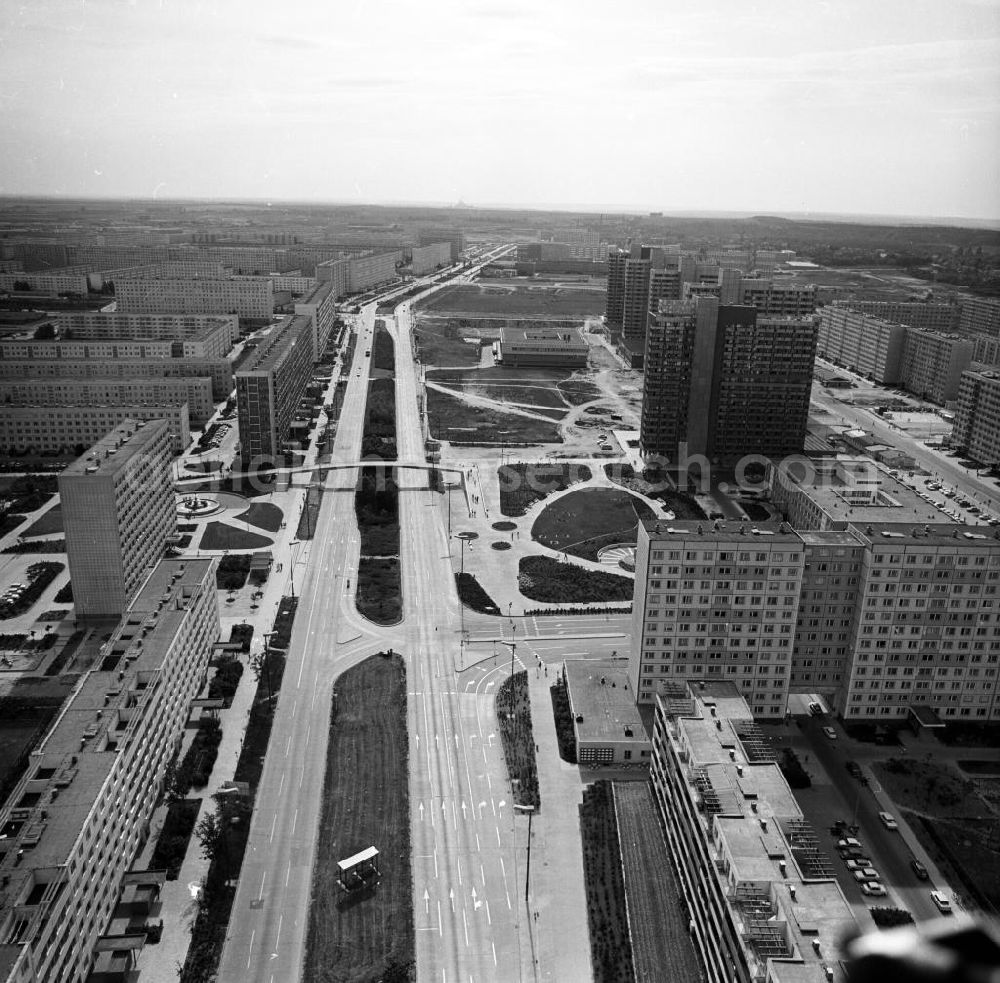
[217,247,580,982]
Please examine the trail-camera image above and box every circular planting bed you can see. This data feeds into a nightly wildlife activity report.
[492,520,518,532]
[491,541,512,551]
[456,530,479,540]
[176,494,223,518]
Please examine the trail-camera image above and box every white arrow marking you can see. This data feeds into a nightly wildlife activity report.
[418,802,424,821]
[415,733,420,747]
[449,888,455,912]
[486,680,495,690]
[461,801,468,820]
[454,732,459,747]
[435,733,439,747]
[423,888,430,913]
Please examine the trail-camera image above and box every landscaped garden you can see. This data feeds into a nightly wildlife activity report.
[518,556,633,604]
[495,670,540,809]
[149,798,202,880]
[580,781,634,983]
[531,487,656,561]
[455,572,500,615]
[499,462,592,517]
[22,503,63,536]
[233,501,283,533]
[603,464,707,519]
[199,522,273,551]
[550,670,577,763]
[304,653,413,983]
[356,558,402,624]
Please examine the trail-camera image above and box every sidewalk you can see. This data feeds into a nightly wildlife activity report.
[525,667,591,983]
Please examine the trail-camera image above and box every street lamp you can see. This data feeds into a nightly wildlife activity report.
[289,540,300,598]
[501,640,516,678]
[259,632,274,708]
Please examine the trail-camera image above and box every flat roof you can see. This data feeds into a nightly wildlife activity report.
[642,518,803,544]
[565,660,647,744]
[238,315,312,374]
[852,521,1000,547]
[338,846,379,871]
[59,418,167,477]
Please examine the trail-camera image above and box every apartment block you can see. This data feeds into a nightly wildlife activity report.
[604,247,628,327]
[0,271,90,294]
[630,519,806,716]
[622,246,669,345]
[953,367,1000,466]
[53,312,237,354]
[0,558,219,983]
[410,241,451,275]
[649,681,859,983]
[236,315,314,462]
[834,299,960,332]
[345,252,400,293]
[1,404,189,457]
[631,518,1000,723]
[898,327,974,403]
[294,280,339,359]
[0,355,233,401]
[958,296,1000,338]
[0,375,213,424]
[640,298,816,464]
[58,420,177,618]
[815,307,906,384]
[418,228,464,261]
[737,278,817,317]
[115,276,275,317]
[316,257,350,300]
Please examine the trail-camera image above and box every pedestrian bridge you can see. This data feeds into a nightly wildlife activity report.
[174,458,459,489]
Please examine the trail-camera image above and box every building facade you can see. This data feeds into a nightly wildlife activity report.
[953,367,1000,466]
[58,420,177,619]
[115,276,275,317]
[53,312,237,354]
[631,518,1000,723]
[410,241,451,275]
[236,315,314,462]
[899,327,974,404]
[0,559,219,983]
[0,375,213,424]
[640,298,817,464]
[497,325,588,367]
[834,299,960,333]
[815,307,907,384]
[294,280,339,360]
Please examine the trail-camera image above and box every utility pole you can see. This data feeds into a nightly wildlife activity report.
[260,631,274,709]
[289,540,300,598]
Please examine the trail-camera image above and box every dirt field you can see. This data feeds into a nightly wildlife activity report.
[304,653,413,983]
[416,283,605,317]
[427,389,563,444]
[614,782,702,983]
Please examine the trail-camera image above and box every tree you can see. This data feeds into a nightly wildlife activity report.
[12,280,30,291]
[33,322,56,340]
[195,810,227,868]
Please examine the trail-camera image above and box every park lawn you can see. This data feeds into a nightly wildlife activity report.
[416,283,605,317]
[518,556,633,604]
[498,463,592,517]
[198,522,274,551]
[233,501,284,533]
[22,504,63,537]
[427,389,563,445]
[304,654,413,983]
[603,464,707,519]
[871,757,993,819]
[531,487,656,561]
[412,316,484,367]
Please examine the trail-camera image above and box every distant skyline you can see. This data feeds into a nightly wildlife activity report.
[1,0,999,222]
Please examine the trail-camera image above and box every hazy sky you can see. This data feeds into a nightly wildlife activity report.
[1,0,999,220]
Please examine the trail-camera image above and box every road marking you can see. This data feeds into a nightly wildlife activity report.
[305,722,311,746]
[258,870,266,900]
[496,825,501,847]
[485,899,492,925]
[292,808,298,835]
[269,813,277,843]
[457,857,463,886]
[492,941,497,965]
[278,773,284,796]
[476,833,481,852]
[437,901,442,936]
[463,908,469,946]
[275,913,283,948]
[449,887,455,912]
[284,736,291,757]
[247,929,255,969]
[480,863,485,885]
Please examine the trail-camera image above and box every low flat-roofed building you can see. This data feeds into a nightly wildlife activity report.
[769,456,943,530]
[650,680,858,983]
[0,558,219,983]
[498,324,588,367]
[563,660,650,766]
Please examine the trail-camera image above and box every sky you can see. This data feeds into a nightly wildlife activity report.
[1,0,999,221]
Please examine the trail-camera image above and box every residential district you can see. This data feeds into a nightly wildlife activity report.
[0,200,999,983]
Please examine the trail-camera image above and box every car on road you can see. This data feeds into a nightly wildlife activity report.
[822,726,837,740]
[853,867,880,882]
[879,811,899,830]
[910,859,929,881]
[846,858,873,870]
[931,890,953,914]
[846,760,863,778]
[861,882,887,897]
[838,837,863,850]
[808,701,824,716]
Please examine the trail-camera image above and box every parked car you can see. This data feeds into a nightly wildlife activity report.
[853,868,880,882]
[808,702,824,716]
[822,726,838,740]
[931,890,953,914]
[846,760,863,778]
[861,882,887,897]
[879,811,899,830]
[846,858,873,870]
[910,859,929,881]
[838,837,863,850]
